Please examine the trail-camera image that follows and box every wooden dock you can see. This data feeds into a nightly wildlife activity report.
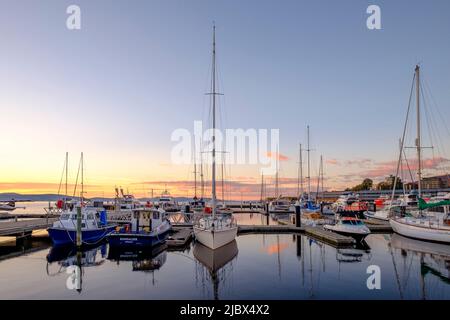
[364,219,393,233]
[0,213,59,220]
[0,218,57,237]
[237,224,355,247]
[238,224,304,234]
[166,227,193,247]
[304,226,355,246]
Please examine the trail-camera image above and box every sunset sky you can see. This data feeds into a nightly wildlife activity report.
[1,0,450,200]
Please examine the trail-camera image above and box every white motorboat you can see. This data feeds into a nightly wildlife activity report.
[332,193,360,212]
[193,25,237,250]
[269,199,293,214]
[157,190,180,212]
[324,216,371,242]
[0,201,19,211]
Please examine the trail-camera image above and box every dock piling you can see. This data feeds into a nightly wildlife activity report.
[295,205,301,227]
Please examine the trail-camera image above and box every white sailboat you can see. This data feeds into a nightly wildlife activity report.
[389,65,450,243]
[193,25,237,250]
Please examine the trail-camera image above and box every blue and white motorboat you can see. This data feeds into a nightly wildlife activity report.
[47,206,117,246]
[108,208,172,247]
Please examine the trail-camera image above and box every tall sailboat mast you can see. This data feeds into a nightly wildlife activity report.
[65,152,68,199]
[211,25,217,217]
[298,143,303,198]
[221,162,225,204]
[415,65,422,197]
[307,125,311,201]
[320,155,324,199]
[275,144,279,198]
[200,155,204,199]
[193,144,197,198]
[260,173,264,203]
[81,152,84,205]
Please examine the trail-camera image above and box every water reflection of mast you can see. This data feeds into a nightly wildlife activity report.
[277,235,281,280]
[194,240,238,300]
[389,240,405,299]
[309,240,314,298]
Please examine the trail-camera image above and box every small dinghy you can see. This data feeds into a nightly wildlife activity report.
[108,208,172,247]
[324,216,371,242]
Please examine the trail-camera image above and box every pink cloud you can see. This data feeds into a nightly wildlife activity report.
[326,159,339,165]
[266,152,289,161]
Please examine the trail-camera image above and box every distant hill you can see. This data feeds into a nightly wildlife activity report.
[0,193,212,203]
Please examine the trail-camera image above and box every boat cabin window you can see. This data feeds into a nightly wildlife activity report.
[153,211,160,220]
[71,214,77,220]
[60,214,70,220]
[87,213,94,220]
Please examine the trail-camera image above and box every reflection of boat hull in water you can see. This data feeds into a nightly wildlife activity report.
[390,233,450,282]
[107,244,167,272]
[194,240,238,272]
[46,243,108,278]
[390,217,450,244]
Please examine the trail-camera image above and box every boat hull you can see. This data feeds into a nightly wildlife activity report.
[194,225,238,250]
[108,231,170,247]
[47,225,116,246]
[364,210,389,221]
[390,218,450,243]
[323,225,370,242]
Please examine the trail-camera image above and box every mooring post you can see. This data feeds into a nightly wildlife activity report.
[76,206,82,247]
[295,205,301,227]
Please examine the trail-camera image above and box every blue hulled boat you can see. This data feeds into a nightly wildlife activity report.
[108,208,172,247]
[47,206,117,246]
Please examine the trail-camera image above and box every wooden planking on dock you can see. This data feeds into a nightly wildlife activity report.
[0,213,60,220]
[238,224,304,234]
[166,228,193,247]
[0,218,57,237]
[304,226,355,247]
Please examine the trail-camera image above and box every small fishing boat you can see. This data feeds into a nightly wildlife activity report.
[324,216,371,242]
[47,205,117,246]
[0,200,24,211]
[47,153,117,246]
[108,208,172,247]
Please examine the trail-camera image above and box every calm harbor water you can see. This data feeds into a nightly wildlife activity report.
[0,212,449,299]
